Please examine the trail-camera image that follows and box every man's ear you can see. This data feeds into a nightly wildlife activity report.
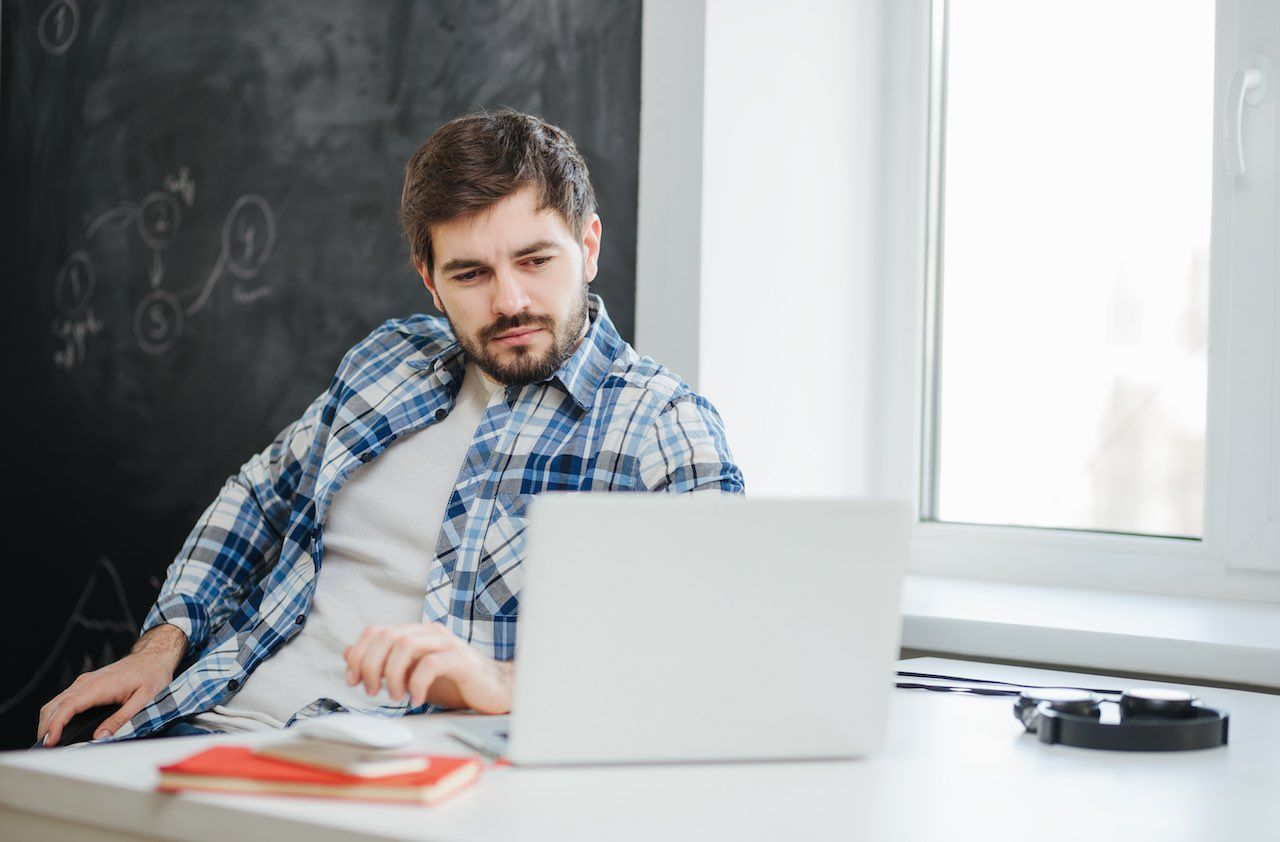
[582,214,602,284]
[414,259,445,312]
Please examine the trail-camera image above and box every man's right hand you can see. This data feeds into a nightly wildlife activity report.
[37,623,188,747]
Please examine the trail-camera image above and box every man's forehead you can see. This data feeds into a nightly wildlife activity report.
[434,190,572,260]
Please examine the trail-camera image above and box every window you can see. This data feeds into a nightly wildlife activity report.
[926,0,1213,539]
[879,0,1280,598]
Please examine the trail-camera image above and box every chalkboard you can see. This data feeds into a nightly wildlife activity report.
[0,0,641,749]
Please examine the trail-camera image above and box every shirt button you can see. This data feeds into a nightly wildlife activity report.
[227,679,240,692]
[434,408,447,421]
[295,615,305,626]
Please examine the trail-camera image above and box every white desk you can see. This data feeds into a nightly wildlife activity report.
[1,658,1277,842]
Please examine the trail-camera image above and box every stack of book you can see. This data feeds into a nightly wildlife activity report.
[157,742,483,805]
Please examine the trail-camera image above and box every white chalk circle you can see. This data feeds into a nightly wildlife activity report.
[137,192,182,249]
[54,251,96,313]
[223,194,276,279]
[38,0,79,55]
[133,290,183,355]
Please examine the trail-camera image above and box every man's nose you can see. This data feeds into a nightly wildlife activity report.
[491,265,532,316]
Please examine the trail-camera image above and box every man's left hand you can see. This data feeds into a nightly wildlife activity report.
[343,622,513,714]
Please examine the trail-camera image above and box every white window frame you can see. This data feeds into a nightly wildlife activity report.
[878,0,1280,604]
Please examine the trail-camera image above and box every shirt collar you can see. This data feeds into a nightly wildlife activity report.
[544,294,624,412]
[413,294,624,412]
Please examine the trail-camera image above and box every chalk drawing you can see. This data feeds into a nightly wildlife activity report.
[86,203,136,240]
[224,194,276,279]
[0,557,137,717]
[57,174,277,363]
[148,250,163,289]
[37,0,79,56]
[133,290,183,355]
[187,194,276,315]
[137,192,182,249]
[54,251,95,314]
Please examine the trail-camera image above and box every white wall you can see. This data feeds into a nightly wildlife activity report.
[638,0,884,497]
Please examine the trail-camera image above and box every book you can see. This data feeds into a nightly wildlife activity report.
[254,740,431,778]
[157,746,482,805]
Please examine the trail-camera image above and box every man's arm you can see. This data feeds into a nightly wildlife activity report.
[140,385,332,652]
[39,385,333,744]
[637,393,745,494]
[37,623,188,746]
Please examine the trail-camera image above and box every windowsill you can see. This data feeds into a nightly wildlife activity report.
[900,574,1280,690]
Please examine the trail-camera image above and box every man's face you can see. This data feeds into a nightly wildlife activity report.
[415,184,602,386]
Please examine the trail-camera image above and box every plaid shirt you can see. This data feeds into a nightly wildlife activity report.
[106,295,742,741]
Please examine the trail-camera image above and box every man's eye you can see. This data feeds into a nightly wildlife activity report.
[527,257,552,267]
[455,270,481,282]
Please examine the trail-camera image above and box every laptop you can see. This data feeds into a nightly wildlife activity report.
[448,494,910,765]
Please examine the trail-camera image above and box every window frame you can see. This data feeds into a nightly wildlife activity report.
[881,0,1280,603]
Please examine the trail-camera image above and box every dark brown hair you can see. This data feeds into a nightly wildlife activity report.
[399,108,596,276]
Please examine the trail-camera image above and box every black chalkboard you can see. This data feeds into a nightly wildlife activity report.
[0,0,641,749]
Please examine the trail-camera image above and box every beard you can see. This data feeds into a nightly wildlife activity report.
[444,279,590,387]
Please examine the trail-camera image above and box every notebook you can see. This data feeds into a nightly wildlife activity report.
[157,746,481,805]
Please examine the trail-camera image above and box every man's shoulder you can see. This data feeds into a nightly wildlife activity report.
[600,344,698,411]
[340,313,456,371]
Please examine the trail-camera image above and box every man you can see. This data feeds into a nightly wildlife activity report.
[37,110,743,747]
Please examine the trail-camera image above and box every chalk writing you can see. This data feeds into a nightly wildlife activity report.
[54,251,95,314]
[232,283,273,305]
[163,166,196,207]
[51,309,104,370]
[37,0,79,56]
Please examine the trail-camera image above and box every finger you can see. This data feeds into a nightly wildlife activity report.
[358,630,401,696]
[38,695,68,743]
[43,691,103,748]
[37,673,90,741]
[407,653,449,707]
[94,688,154,740]
[385,632,448,701]
[344,626,381,685]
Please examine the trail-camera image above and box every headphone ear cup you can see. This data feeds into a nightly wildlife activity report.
[1014,688,1098,731]
[1046,694,1100,718]
[1119,688,1198,719]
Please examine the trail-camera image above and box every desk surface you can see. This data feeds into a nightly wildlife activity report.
[1,658,1277,842]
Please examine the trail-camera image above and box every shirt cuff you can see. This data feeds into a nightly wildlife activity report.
[141,594,211,653]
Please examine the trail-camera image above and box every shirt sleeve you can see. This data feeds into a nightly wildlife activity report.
[140,385,331,653]
[636,393,745,494]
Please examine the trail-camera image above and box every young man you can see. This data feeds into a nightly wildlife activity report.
[36,110,743,747]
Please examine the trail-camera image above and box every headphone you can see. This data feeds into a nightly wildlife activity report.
[1014,687,1229,751]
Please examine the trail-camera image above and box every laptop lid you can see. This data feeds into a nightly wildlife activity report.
[506,494,910,765]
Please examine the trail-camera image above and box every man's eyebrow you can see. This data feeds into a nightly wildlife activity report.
[440,256,484,274]
[511,240,560,258]
[440,241,562,275]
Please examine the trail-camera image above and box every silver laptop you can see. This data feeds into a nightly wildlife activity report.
[448,494,910,765]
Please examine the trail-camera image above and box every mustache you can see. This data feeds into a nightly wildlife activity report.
[479,312,554,342]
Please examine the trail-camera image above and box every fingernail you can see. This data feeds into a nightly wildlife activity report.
[94,730,109,740]
[345,671,354,684]
[41,734,48,746]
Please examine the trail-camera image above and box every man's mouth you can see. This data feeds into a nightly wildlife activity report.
[492,327,544,346]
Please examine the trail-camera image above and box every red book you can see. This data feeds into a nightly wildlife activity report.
[157,746,482,805]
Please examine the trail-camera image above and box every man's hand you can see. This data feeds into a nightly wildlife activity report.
[343,623,513,715]
[37,624,187,747]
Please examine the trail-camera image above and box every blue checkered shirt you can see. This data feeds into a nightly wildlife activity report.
[107,295,742,741]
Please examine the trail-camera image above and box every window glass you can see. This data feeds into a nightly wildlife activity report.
[935,0,1214,537]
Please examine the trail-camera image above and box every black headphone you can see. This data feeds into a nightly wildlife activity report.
[1014,687,1229,751]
